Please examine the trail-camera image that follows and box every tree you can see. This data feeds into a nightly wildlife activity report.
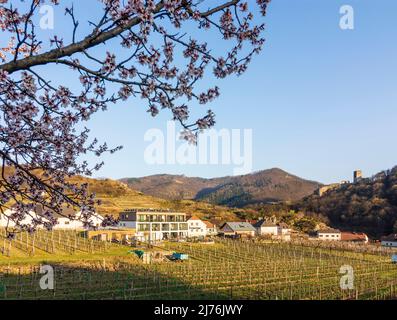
[293,218,316,234]
[0,0,271,235]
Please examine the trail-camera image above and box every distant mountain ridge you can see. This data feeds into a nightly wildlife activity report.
[120,168,322,207]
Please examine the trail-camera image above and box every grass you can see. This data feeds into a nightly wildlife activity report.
[0,246,132,266]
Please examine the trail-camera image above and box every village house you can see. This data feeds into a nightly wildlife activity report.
[0,205,103,230]
[253,217,291,238]
[254,218,278,236]
[220,222,256,238]
[279,222,291,235]
[317,228,342,241]
[187,216,207,238]
[381,234,397,248]
[186,216,218,238]
[341,232,369,243]
[118,209,188,242]
[203,221,218,236]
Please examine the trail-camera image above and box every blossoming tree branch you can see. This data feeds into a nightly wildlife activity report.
[0,0,270,236]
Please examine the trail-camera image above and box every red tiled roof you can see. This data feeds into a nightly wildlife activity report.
[187,216,201,221]
[203,221,215,228]
[341,232,368,242]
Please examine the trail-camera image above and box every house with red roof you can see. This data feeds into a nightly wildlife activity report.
[203,220,218,236]
[341,232,369,243]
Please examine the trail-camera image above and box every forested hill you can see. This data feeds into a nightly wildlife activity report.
[121,168,321,207]
[295,166,397,238]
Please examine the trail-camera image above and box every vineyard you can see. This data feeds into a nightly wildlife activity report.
[0,236,397,300]
[0,229,110,257]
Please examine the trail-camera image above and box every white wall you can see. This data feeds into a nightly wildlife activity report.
[280,227,291,235]
[258,226,279,236]
[118,221,136,229]
[206,226,218,236]
[56,218,84,230]
[318,233,341,241]
[187,219,207,238]
[381,240,397,247]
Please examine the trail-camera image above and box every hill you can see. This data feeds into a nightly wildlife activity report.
[120,168,321,207]
[68,176,252,223]
[0,167,327,233]
[120,174,224,200]
[295,166,397,238]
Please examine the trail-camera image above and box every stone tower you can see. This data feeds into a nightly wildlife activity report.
[353,170,362,183]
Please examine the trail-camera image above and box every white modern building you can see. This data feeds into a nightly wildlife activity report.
[118,209,188,242]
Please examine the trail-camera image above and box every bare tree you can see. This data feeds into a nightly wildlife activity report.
[0,0,271,235]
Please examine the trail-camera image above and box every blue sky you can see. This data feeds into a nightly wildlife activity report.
[14,0,397,184]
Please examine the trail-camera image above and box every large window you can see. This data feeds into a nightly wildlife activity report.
[179,223,188,231]
[138,224,150,232]
[162,224,169,231]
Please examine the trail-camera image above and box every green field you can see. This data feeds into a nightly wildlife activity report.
[0,230,397,300]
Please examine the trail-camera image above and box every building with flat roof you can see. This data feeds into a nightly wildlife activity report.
[118,209,188,242]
